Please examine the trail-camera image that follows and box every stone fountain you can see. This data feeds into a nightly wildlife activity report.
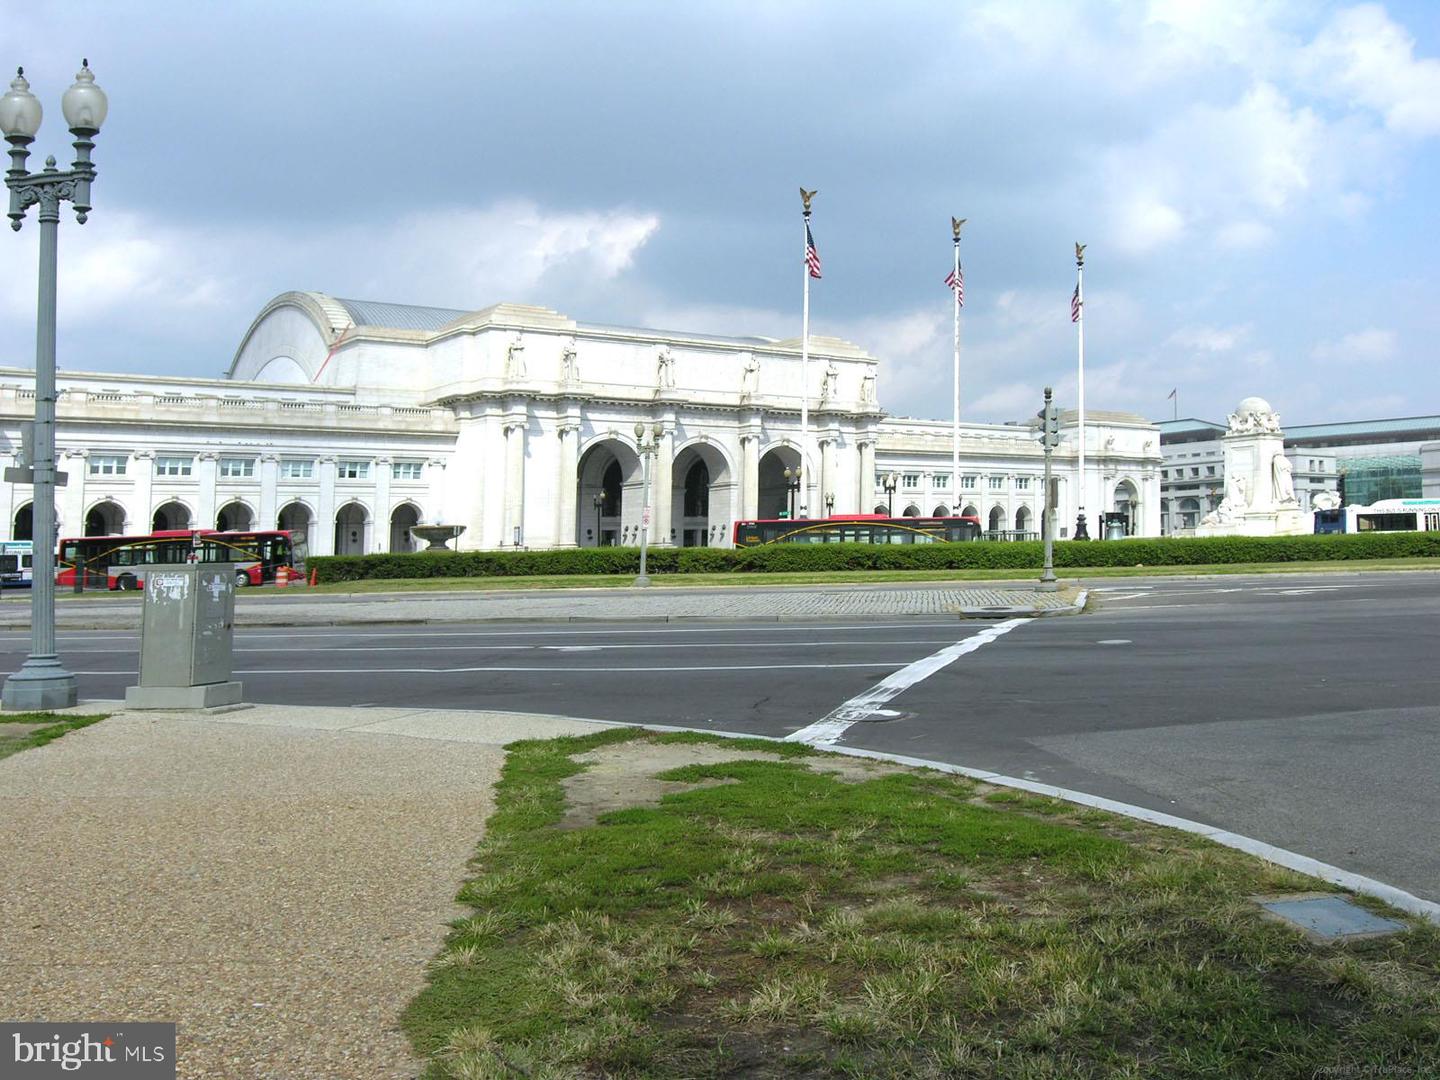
[409,524,466,551]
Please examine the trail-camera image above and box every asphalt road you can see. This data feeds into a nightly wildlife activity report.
[3,570,1438,903]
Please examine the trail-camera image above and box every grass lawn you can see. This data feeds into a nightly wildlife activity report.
[297,558,1440,595]
[0,712,108,761]
[404,729,1440,1079]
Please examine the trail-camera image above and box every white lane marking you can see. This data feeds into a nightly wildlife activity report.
[1097,592,1150,601]
[785,619,1027,746]
[0,621,977,644]
[38,637,968,656]
[67,662,910,676]
[1096,639,1132,645]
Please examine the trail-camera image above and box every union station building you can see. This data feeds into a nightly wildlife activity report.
[0,291,1163,554]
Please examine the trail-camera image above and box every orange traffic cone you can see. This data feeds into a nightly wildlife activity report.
[309,567,318,587]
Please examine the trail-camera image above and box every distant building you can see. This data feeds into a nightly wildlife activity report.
[2,291,1164,552]
[1423,443,1440,499]
[1158,410,1440,533]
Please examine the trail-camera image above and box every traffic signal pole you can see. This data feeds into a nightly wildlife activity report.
[1038,386,1058,591]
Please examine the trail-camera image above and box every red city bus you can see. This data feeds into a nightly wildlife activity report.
[55,529,308,591]
[732,514,983,547]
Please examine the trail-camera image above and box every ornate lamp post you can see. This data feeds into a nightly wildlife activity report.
[783,466,802,520]
[2,62,107,711]
[881,472,898,517]
[824,492,835,516]
[633,421,662,587]
[592,492,604,547]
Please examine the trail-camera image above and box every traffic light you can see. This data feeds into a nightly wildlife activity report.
[1036,401,1060,450]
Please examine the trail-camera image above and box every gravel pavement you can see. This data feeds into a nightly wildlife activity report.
[0,702,610,1079]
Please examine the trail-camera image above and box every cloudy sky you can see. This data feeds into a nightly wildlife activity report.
[3,1,1438,425]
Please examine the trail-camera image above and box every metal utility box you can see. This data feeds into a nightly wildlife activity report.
[125,564,243,710]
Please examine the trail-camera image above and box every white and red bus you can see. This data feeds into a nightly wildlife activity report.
[56,529,307,591]
[732,514,983,548]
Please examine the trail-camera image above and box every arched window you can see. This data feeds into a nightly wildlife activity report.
[13,502,32,542]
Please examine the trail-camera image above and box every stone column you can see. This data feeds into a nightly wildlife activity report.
[427,458,447,525]
[503,417,527,547]
[652,422,674,546]
[555,422,580,547]
[315,456,337,556]
[258,454,279,530]
[195,453,219,531]
[740,432,760,521]
[62,449,87,537]
[131,451,154,534]
[819,436,836,514]
[857,439,876,512]
[373,457,392,553]
[0,451,14,539]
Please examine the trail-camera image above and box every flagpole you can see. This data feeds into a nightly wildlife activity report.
[1173,390,1178,421]
[1074,242,1090,540]
[951,217,962,513]
[799,190,813,519]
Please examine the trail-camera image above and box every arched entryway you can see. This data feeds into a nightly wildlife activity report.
[932,505,949,517]
[152,501,191,532]
[334,501,369,555]
[577,438,641,547]
[961,504,979,519]
[757,445,803,520]
[278,501,313,547]
[872,504,888,515]
[987,506,1005,537]
[390,503,420,552]
[1113,480,1139,536]
[1015,505,1033,537]
[902,504,920,517]
[85,500,125,537]
[216,501,253,532]
[672,441,736,547]
[12,502,32,542]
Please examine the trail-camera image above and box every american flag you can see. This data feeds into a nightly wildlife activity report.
[1070,284,1082,323]
[805,223,822,279]
[945,266,964,307]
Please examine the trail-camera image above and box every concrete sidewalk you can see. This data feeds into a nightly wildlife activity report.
[0,702,614,1080]
[0,581,1084,629]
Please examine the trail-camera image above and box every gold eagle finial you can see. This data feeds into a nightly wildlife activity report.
[1075,242,1087,266]
[800,188,817,213]
[952,217,966,240]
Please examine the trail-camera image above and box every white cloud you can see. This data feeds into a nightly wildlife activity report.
[0,199,661,357]
[1311,327,1398,362]
[1299,4,1440,136]
[1165,325,1249,353]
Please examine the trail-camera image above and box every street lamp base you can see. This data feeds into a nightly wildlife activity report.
[2,655,79,711]
[633,574,652,588]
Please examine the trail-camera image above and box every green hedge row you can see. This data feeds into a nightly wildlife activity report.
[307,531,1440,582]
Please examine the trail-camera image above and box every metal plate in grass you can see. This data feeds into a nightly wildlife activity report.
[1257,893,1406,941]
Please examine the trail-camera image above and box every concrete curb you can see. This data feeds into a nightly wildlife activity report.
[0,590,1088,631]
[627,720,1440,925]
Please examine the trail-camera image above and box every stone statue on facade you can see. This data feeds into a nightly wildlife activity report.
[560,340,579,385]
[505,339,526,380]
[740,353,760,399]
[821,360,838,402]
[656,346,676,390]
[860,367,877,406]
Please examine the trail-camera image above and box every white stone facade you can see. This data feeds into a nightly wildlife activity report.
[1,291,1162,553]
